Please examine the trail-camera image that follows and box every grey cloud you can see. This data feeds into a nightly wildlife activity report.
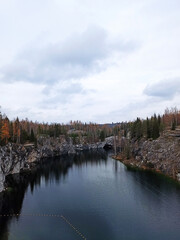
[62,83,84,94]
[143,78,180,99]
[39,82,89,108]
[104,95,167,123]
[110,38,140,53]
[42,26,107,66]
[0,26,137,85]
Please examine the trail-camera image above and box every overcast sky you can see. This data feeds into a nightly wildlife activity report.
[0,0,180,123]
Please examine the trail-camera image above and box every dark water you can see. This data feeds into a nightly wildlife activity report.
[0,150,180,240]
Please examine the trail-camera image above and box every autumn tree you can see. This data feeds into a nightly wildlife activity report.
[1,118,10,144]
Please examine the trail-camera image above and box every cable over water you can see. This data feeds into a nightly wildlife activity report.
[0,213,87,240]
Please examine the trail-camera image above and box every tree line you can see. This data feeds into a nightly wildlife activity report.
[0,107,180,146]
[0,109,114,146]
[123,107,180,141]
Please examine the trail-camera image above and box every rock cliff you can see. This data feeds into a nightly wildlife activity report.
[0,136,114,192]
[115,136,180,182]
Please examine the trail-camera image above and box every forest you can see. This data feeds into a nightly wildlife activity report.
[0,107,180,146]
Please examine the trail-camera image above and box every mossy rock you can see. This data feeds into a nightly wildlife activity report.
[6,187,14,192]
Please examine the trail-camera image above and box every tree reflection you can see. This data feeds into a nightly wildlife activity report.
[0,149,108,239]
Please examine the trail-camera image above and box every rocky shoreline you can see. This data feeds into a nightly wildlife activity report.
[0,136,114,192]
[1,134,180,192]
[113,136,180,183]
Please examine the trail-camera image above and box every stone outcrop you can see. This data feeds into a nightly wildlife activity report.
[74,136,114,151]
[0,136,114,192]
[0,144,29,192]
[115,136,180,182]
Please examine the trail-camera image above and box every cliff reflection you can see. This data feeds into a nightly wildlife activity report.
[0,149,108,240]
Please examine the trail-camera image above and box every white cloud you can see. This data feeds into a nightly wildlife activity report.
[0,25,136,85]
[144,78,180,99]
[0,0,180,123]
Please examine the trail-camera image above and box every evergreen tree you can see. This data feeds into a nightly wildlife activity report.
[30,129,36,142]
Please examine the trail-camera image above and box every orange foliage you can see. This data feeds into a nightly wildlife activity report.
[1,119,10,144]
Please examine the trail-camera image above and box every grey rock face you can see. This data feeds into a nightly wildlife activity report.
[130,137,180,182]
[0,144,27,191]
[0,135,114,192]
[177,173,180,181]
[0,173,5,192]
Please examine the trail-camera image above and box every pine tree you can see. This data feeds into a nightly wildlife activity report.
[30,129,36,142]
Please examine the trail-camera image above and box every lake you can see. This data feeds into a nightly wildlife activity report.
[0,150,180,240]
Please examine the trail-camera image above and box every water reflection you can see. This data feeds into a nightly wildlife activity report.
[0,150,108,240]
[0,150,180,240]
